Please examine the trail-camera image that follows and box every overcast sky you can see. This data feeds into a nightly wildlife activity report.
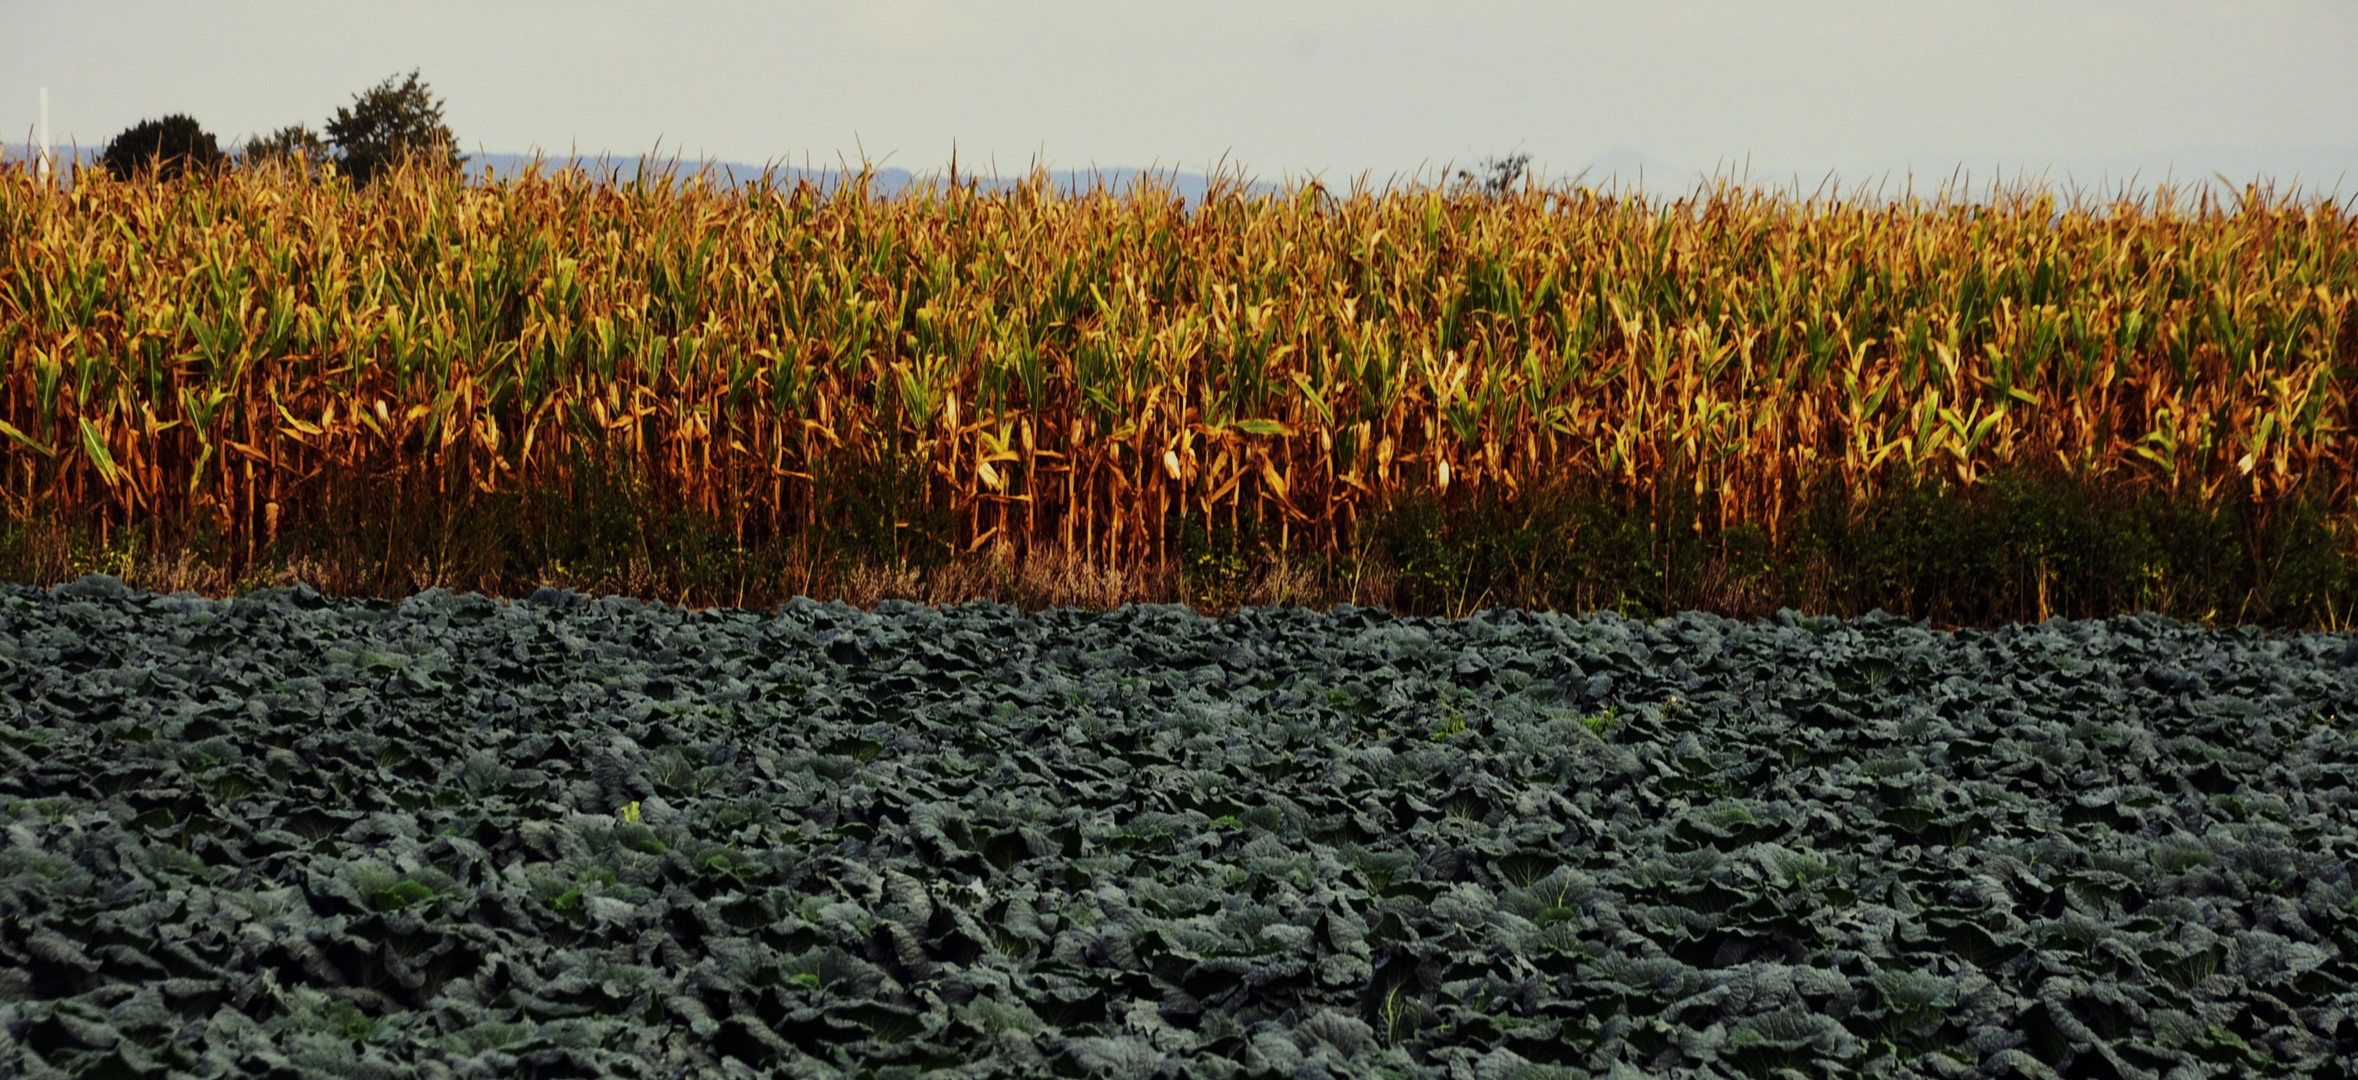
[6,0,2354,197]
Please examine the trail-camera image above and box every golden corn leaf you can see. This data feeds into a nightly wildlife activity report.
[1259,455,1288,500]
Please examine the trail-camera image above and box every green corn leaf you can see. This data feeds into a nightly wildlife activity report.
[78,417,122,487]
[0,417,55,458]
[186,442,214,498]
[1231,418,1295,438]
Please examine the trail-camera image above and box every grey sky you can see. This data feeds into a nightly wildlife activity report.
[6,0,2354,197]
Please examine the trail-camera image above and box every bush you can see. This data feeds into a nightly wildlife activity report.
[99,115,226,182]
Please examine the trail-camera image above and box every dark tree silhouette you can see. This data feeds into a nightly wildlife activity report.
[1456,152,1532,199]
[324,70,465,185]
[100,115,227,182]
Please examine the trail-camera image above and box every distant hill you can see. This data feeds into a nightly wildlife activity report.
[0,143,1292,203]
[8,142,2349,203]
[463,151,1300,203]
[0,144,98,172]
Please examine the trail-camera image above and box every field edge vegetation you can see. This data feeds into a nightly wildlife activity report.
[7,455,2355,629]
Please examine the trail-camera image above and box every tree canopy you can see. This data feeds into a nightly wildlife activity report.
[100,115,227,182]
[323,70,465,185]
[239,124,334,175]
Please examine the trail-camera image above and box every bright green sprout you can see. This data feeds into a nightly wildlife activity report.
[1580,704,1622,737]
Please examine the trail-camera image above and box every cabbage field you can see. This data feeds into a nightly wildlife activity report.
[2,575,2356,1077]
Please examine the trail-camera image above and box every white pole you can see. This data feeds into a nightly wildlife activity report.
[39,87,51,184]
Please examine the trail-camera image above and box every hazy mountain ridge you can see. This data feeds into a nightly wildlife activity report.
[0,143,1293,202]
[7,142,2351,202]
[466,152,1301,202]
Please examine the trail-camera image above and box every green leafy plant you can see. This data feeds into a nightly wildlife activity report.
[1579,703,1622,737]
[3,580,2354,1075]
[317,997,374,1042]
[371,878,437,912]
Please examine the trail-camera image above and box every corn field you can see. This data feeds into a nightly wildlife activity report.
[2,158,2354,596]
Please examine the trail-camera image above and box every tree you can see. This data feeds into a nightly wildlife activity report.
[239,124,334,176]
[324,70,465,185]
[100,115,226,182]
[1456,152,1532,200]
